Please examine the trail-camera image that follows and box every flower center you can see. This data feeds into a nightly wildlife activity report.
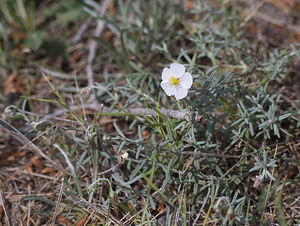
[169,76,180,86]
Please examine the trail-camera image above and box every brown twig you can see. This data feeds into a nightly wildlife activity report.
[193,187,211,226]
[43,102,194,121]
[71,16,92,43]
[0,188,12,226]
[182,151,254,159]
[50,178,64,226]
[86,0,112,102]
[255,12,300,34]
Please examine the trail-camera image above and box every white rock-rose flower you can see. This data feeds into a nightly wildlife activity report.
[160,63,193,100]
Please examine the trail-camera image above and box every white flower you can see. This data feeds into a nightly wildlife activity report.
[118,151,128,164]
[120,152,128,159]
[160,63,193,100]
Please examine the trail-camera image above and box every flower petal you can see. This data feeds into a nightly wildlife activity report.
[170,63,185,78]
[175,87,188,100]
[161,82,175,96]
[180,72,193,89]
[162,68,172,81]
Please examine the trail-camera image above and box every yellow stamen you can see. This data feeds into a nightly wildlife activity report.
[169,76,180,86]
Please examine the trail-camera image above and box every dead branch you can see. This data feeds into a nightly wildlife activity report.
[43,102,196,121]
[86,0,112,102]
